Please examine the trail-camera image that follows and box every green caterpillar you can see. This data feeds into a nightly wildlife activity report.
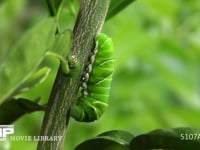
[71,33,114,122]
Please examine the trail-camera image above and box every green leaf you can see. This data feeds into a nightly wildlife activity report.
[106,0,136,20]
[75,130,134,150]
[97,130,134,145]
[48,29,72,74]
[50,29,71,56]
[0,98,45,124]
[130,127,200,150]
[43,0,63,16]
[17,67,51,94]
[75,137,129,150]
[0,18,56,102]
[57,0,80,31]
[0,0,26,61]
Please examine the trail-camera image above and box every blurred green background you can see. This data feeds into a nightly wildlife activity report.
[1,0,200,149]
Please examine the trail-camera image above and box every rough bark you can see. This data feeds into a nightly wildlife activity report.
[37,0,110,149]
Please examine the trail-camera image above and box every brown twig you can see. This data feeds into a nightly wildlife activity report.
[37,0,110,149]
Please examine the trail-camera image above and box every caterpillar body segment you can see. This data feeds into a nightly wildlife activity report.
[71,33,114,122]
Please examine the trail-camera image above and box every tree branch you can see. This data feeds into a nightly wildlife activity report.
[37,0,110,149]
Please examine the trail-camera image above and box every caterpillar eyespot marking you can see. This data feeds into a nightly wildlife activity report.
[71,33,114,122]
[82,82,87,89]
[86,64,93,73]
[84,73,90,81]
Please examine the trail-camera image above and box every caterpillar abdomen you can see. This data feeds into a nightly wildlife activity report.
[71,33,114,122]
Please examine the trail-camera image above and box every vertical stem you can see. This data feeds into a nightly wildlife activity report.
[37,0,110,150]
